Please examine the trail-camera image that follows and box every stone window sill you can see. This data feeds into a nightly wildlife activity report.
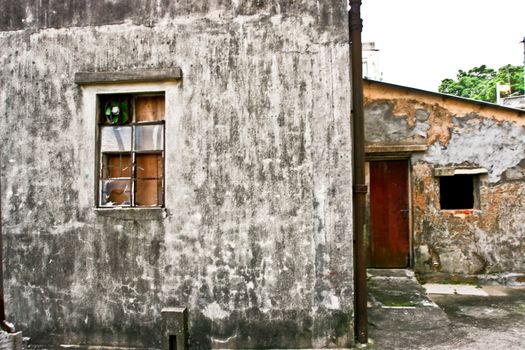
[441,209,481,218]
[94,207,167,220]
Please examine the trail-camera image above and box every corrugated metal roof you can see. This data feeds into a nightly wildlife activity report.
[502,96,525,110]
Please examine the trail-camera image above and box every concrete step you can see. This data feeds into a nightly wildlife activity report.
[367,268,415,279]
[367,269,450,331]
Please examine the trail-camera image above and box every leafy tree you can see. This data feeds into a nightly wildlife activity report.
[438,64,524,103]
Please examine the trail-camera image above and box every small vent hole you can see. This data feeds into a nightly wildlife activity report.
[169,335,177,350]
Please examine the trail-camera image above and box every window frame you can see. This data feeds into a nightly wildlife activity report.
[434,167,487,212]
[96,92,166,208]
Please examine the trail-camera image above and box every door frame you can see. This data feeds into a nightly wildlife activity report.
[365,153,413,268]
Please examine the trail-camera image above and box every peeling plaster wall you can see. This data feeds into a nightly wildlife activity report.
[364,81,525,277]
[0,1,353,348]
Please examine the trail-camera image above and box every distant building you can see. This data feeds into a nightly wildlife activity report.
[364,79,525,281]
[362,42,383,81]
[502,95,525,110]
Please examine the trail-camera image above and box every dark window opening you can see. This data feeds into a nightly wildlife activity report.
[439,174,478,210]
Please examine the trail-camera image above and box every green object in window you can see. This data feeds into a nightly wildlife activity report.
[121,100,129,123]
[104,97,129,124]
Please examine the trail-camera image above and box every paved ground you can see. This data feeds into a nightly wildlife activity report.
[365,269,525,350]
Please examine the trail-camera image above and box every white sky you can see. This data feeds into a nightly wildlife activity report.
[361,0,525,91]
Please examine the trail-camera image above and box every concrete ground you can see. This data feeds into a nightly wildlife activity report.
[365,269,525,350]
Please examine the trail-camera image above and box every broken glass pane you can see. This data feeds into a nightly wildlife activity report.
[102,153,132,178]
[135,179,163,206]
[135,125,164,151]
[100,179,131,206]
[100,126,132,152]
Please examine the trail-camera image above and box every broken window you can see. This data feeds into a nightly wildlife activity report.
[439,174,479,210]
[98,94,165,207]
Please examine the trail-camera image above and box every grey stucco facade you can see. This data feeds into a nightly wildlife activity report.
[0,1,354,348]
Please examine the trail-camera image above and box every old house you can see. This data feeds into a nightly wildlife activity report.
[0,1,355,349]
[364,79,525,281]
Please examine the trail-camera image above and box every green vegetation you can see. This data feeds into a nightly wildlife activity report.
[381,298,417,307]
[438,64,524,103]
[375,294,418,307]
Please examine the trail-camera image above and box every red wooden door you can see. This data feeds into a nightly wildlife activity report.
[369,160,410,268]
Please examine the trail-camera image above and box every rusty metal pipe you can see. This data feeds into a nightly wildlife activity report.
[0,153,5,324]
[0,153,14,333]
[0,151,4,322]
[349,0,368,344]
[522,37,525,94]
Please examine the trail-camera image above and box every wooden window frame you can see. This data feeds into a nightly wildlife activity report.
[97,93,165,208]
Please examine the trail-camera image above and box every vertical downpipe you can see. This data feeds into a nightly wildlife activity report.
[349,0,368,344]
[0,152,5,323]
[0,153,14,333]
[522,36,525,94]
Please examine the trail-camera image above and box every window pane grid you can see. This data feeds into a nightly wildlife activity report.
[98,94,165,208]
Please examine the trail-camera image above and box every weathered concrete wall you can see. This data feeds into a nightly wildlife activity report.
[0,1,353,348]
[364,80,525,277]
[0,0,346,31]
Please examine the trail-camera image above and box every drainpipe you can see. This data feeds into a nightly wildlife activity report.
[0,152,4,323]
[522,36,525,94]
[349,0,368,344]
[0,153,14,333]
